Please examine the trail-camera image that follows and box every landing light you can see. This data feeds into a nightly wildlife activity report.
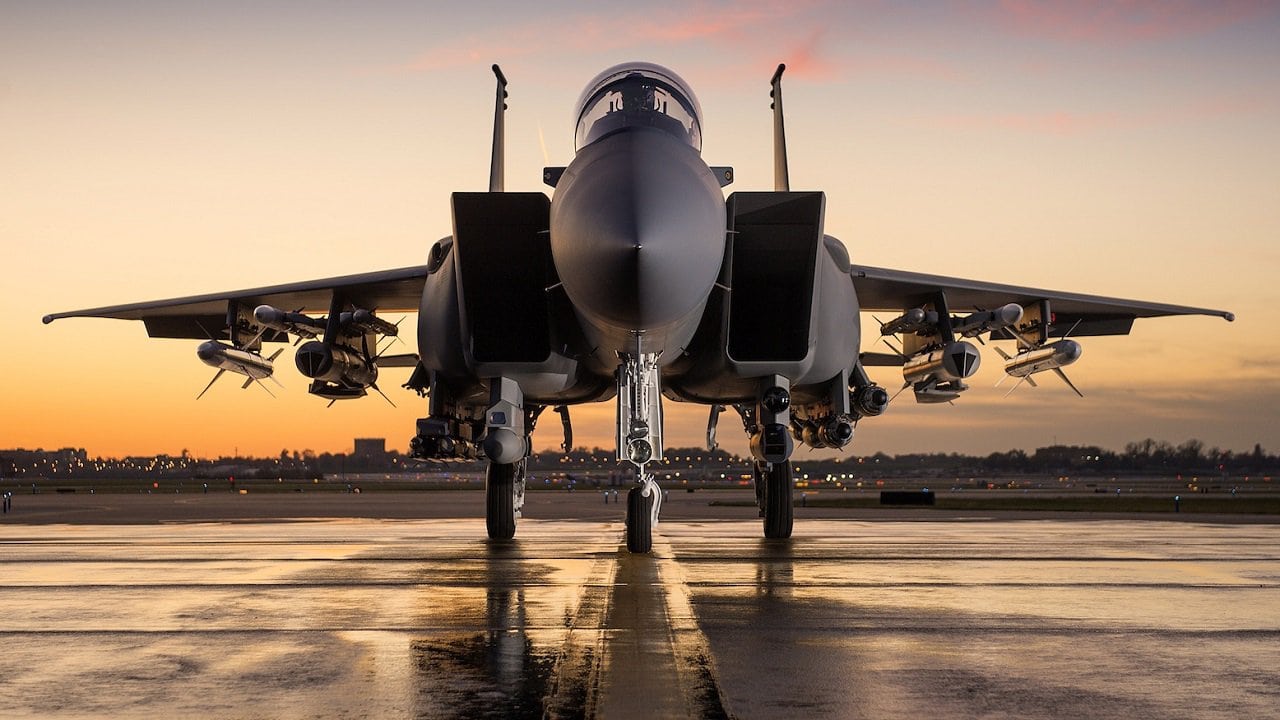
[627,439,653,465]
[762,386,790,413]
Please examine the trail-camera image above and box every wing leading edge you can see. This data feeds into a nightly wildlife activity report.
[851,264,1234,338]
[43,265,429,340]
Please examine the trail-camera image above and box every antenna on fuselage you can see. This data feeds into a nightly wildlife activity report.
[489,64,508,193]
[770,63,789,192]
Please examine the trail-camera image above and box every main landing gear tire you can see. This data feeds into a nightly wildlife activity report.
[626,486,654,553]
[760,461,794,539]
[486,461,519,540]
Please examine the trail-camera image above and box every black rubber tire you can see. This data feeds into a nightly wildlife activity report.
[626,486,654,553]
[762,462,794,539]
[486,461,517,540]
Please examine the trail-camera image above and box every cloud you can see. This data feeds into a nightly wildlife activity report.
[775,28,839,80]
[996,0,1276,45]
[384,1,962,89]
[930,108,1125,136]
[919,90,1272,137]
[391,1,827,74]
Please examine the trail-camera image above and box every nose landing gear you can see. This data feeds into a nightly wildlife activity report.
[625,474,663,553]
[618,351,663,553]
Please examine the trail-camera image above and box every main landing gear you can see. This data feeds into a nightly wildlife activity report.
[739,375,796,540]
[754,461,793,539]
[485,459,527,540]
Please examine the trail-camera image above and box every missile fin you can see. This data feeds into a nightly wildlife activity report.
[245,326,269,349]
[197,369,226,399]
[1053,368,1084,397]
[251,375,276,398]
[1025,374,1038,388]
[371,382,396,408]
[1002,375,1027,398]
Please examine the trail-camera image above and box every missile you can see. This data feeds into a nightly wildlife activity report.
[994,340,1084,397]
[879,308,937,336]
[797,417,855,450]
[253,305,324,339]
[196,340,277,379]
[342,309,400,337]
[952,303,1023,338]
[997,340,1082,378]
[903,341,981,386]
[195,340,282,399]
[852,384,890,417]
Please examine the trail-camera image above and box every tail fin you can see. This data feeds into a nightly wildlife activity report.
[489,64,508,193]
[770,64,790,192]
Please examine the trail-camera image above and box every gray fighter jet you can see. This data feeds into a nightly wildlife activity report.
[45,62,1233,551]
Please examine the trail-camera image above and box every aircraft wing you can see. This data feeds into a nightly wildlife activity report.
[851,264,1234,338]
[43,265,429,340]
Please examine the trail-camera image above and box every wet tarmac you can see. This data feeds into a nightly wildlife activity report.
[1,515,1277,718]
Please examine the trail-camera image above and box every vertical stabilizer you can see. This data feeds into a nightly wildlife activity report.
[489,64,508,193]
[770,64,790,192]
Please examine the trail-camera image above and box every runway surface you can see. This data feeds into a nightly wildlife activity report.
[1,511,1278,718]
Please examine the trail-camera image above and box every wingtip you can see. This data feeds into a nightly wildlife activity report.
[1223,311,1236,322]
[41,314,54,324]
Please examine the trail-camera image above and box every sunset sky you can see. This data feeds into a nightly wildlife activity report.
[3,1,1277,459]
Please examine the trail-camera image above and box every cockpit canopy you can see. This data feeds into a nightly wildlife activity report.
[574,62,703,152]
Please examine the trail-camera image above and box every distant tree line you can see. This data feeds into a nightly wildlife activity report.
[2,439,1275,480]
[845,439,1275,478]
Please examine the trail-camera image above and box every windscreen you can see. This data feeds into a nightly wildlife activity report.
[574,63,702,151]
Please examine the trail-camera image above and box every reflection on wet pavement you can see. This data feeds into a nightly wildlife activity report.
[1,518,1277,718]
[667,521,1280,719]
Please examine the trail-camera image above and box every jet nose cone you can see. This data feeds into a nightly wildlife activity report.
[551,128,725,333]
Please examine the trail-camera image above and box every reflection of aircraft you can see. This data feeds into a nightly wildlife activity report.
[45,62,1233,552]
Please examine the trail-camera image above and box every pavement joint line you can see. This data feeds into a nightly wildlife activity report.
[652,532,733,719]
[541,532,620,719]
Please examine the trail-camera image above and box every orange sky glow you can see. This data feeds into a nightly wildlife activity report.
[2,1,1277,459]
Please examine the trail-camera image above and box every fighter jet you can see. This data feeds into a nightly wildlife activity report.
[45,62,1233,552]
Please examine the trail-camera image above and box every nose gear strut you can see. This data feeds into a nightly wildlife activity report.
[618,350,663,552]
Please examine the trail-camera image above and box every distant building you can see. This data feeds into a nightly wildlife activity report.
[0,448,89,477]
[353,438,387,458]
